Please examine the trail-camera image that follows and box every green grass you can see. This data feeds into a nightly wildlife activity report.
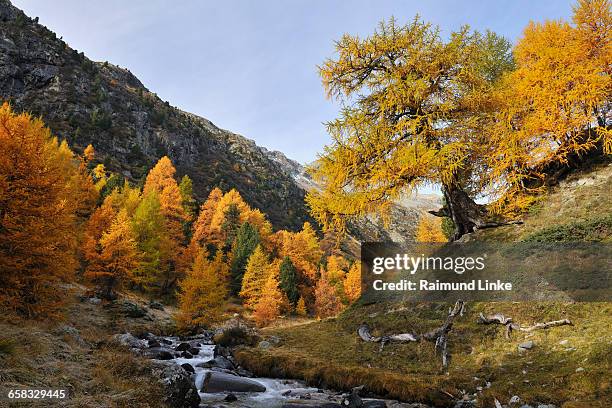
[235,302,611,407]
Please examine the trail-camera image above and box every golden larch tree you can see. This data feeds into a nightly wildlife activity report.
[239,245,270,309]
[344,261,362,303]
[253,271,284,327]
[0,103,91,317]
[177,249,228,329]
[415,214,448,243]
[85,209,139,299]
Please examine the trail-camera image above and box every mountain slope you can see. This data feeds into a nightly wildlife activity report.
[0,0,308,230]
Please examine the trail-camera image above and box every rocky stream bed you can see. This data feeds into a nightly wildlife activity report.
[114,332,433,408]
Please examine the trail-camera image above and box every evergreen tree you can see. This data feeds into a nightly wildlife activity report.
[279,256,299,306]
[229,222,260,294]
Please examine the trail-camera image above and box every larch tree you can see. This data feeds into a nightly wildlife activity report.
[239,245,270,309]
[486,0,612,215]
[85,209,139,300]
[253,272,283,327]
[0,104,91,317]
[178,175,197,218]
[306,18,515,240]
[222,203,242,249]
[278,256,300,307]
[415,214,448,243]
[314,272,344,319]
[130,191,170,292]
[177,249,227,330]
[295,296,308,317]
[191,187,223,249]
[229,222,260,295]
[344,261,362,303]
[143,156,188,293]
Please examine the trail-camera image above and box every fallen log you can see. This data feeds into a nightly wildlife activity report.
[477,312,572,339]
[357,300,464,366]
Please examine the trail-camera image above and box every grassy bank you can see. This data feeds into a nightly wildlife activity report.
[235,301,611,407]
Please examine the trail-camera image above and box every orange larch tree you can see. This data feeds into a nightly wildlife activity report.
[253,271,284,327]
[0,103,92,317]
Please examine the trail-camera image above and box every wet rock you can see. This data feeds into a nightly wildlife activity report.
[176,342,191,351]
[519,405,534,408]
[180,363,195,374]
[145,347,174,360]
[363,400,387,408]
[152,361,200,408]
[281,402,341,408]
[518,341,534,351]
[536,405,557,408]
[201,356,235,370]
[201,371,266,393]
[148,339,161,348]
[224,393,238,402]
[181,351,193,359]
[188,347,200,355]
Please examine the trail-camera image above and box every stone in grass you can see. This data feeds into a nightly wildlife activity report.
[518,340,534,351]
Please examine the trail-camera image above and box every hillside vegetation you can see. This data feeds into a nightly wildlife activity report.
[234,162,612,408]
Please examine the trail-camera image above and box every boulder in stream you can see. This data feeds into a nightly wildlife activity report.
[201,371,266,393]
[152,361,200,408]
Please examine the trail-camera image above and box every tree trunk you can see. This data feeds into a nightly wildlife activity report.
[442,182,487,240]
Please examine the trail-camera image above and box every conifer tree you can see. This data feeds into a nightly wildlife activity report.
[253,272,283,327]
[177,249,227,329]
[178,174,196,218]
[0,104,91,317]
[85,209,139,299]
[131,191,169,292]
[306,18,515,239]
[295,296,308,317]
[229,222,260,294]
[314,272,344,318]
[192,187,223,247]
[239,245,270,309]
[415,214,448,243]
[279,256,299,306]
[344,262,362,303]
[222,203,241,248]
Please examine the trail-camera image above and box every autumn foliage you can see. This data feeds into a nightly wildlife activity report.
[0,103,95,317]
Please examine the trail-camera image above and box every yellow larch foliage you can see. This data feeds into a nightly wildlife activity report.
[314,271,344,319]
[344,261,362,303]
[177,249,228,329]
[488,0,611,216]
[239,245,270,310]
[192,187,223,246]
[85,209,139,299]
[415,214,448,243]
[0,103,93,317]
[253,270,284,327]
[295,296,308,317]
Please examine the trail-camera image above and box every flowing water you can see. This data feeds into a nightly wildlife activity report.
[160,336,331,408]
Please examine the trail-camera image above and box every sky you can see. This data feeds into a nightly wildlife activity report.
[14,0,574,164]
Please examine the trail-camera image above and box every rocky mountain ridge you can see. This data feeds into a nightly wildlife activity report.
[0,0,309,230]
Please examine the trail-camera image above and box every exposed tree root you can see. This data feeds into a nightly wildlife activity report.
[358,300,465,367]
[477,312,572,339]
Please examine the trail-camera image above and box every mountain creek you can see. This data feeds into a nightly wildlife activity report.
[114,331,430,408]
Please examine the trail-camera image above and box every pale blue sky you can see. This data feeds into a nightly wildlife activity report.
[14,0,574,164]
